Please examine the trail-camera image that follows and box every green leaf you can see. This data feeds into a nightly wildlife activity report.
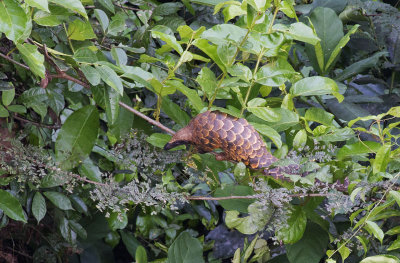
[388,191,400,208]
[250,122,282,149]
[247,103,281,122]
[334,51,387,82]
[337,141,381,160]
[135,246,148,263]
[201,24,247,46]
[33,10,63,26]
[94,9,109,32]
[228,63,252,82]
[167,232,204,263]
[387,236,400,251]
[111,47,127,66]
[360,255,400,263]
[290,76,343,102]
[8,105,27,114]
[105,86,120,125]
[48,0,87,19]
[43,191,73,210]
[67,19,96,40]
[146,133,175,149]
[373,144,391,174]
[278,206,307,244]
[2,87,14,106]
[193,39,226,71]
[0,189,27,223]
[255,59,296,87]
[325,24,359,71]
[78,158,102,183]
[26,0,49,12]
[0,105,9,117]
[120,230,141,258]
[0,0,29,42]
[161,97,190,126]
[73,47,98,63]
[96,65,123,96]
[107,211,128,230]
[55,105,99,169]
[304,107,334,126]
[217,43,236,67]
[80,65,101,86]
[305,7,344,75]
[17,43,45,78]
[69,220,87,239]
[70,195,89,216]
[32,192,46,223]
[364,221,384,243]
[286,222,329,263]
[251,108,299,132]
[214,185,255,213]
[152,26,183,54]
[167,80,205,112]
[196,67,217,99]
[293,129,307,150]
[274,22,320,45]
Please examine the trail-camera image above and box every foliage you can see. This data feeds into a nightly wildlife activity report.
[0,0,399,262]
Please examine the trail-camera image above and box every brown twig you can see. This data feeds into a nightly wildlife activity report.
[13,114,61,129]
[113,3,142,11]
[119,102,176,135]
[69,173,108,186]
[0,52,30,70]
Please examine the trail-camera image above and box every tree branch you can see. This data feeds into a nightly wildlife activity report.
[0,52,30,70]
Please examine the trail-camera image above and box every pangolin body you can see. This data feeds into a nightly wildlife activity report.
[164,111,293,178]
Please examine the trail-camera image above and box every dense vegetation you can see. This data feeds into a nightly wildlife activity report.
[0,0,399,262]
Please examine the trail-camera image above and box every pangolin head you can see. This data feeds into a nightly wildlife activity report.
[164,125,194,150]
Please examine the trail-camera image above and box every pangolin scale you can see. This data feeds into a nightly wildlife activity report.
[164,111,296,179]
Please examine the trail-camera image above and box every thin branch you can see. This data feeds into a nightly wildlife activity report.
[69,173,108,186]
[13,114,61,129]
[119,102,176,135]
[49,73,90,88]
[0,52,30,70]
[114,3,142,11]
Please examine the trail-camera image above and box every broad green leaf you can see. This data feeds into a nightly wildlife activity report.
[135,246,148,263]
[32,192,46,223]
[48,0,88,19]
[96,65,123,95]
[373,144,390,174]
[0,0,29,42]
[338,244,351,262]
[360,255,400,263]
[255,59,296,87]
[223,4,247,22]
[305,7,344,75]
[213,1,241,15]
[387,236,400,251]
[0,189,27,223]
[55,105,99,169]
[228,63,252,82]
[201,24,247,46]
[193,39,226,71]
[290,76,343,102]
[167,80,205,112]
[0,105,9,117]
[152,26,183,54]
[33,10,63,26]
[78,158,102,183]
[247,106,281,122]
[217,43,236,67]
[26,0,49,12]
[278,206,307,244]
[108,94,134,139]
[305,107,334,126]
[389,191,400,208]
[69,220,87,239]
[111,47,128,66]
[325,24,359,71]
[337,141,381,160]
[251,108,298,132]
[94,9,109,32]
[293,129,307,149]
[196,67,217,99]
[147,133,174,149]
[2,87,15,106]
[167,232,204,263]
[214,185,255,213]
[43,191,73,210]
[364,221,384,243]
[17,43,45,78]
[150,78,176,97]
[250,122,282,148]
[8,105,26,114]
[334,51,387,82]
[286,223,329,263]
[73,47,98,63]
[279,0,296,18]
[225,211,258,234]
[80,65,101,86]
[67,19,96,40]
[120,230,141,258]
[107,211,128,230]
[105,86,120,125]
[161,97,190,126]
[121,65,154,90]
[274,22,320,45]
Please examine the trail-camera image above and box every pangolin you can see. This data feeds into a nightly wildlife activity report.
[164,110,297,179]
